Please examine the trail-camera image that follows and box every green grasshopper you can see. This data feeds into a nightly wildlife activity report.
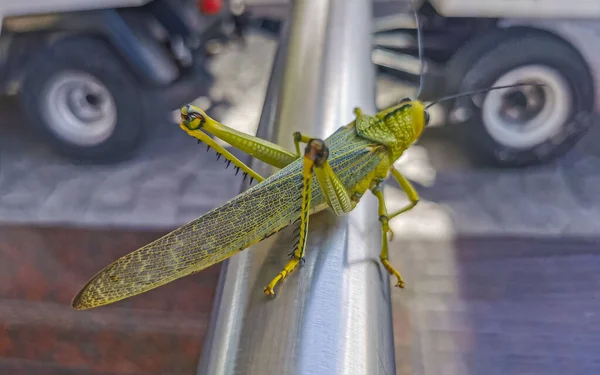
[71,6,540,309]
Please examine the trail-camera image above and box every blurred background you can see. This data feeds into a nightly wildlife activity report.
[1,0,600,374]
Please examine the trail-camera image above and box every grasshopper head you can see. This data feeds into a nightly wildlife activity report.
[378,98,429,140]
[363,98,430,156]
[304,139,329,167]
[180,104,206,130]
[409,99,430,139]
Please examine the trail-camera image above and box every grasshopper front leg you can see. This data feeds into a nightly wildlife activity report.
[370,166,420,288]
[388,166,420,219]
[181,104,300,172]
[264,136,355,296]
[184,128,265,183]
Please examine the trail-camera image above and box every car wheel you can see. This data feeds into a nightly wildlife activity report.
[19,35,148,163]
[444,29,595,167]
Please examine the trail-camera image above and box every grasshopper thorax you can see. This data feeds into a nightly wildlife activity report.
[377,98,430,139]
[357,98,430,158]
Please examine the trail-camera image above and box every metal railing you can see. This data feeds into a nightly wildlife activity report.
[196,0,396,373]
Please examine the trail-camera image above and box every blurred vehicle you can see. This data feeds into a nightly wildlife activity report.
[374,0,600,167]
[0,0,246,162]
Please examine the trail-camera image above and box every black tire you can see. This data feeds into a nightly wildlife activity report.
[19,35,147,163]
[444,28,595,168]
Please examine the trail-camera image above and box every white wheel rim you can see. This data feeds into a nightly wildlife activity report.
[42,71,117,146]
[480,65,572,150]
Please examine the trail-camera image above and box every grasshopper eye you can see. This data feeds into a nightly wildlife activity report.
[188,112,205,123]
[400,97,411,103]
[181,110,205,130]
[190,113,203,121]
[424,111,430,126]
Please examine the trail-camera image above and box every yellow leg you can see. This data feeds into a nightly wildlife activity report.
[293,131,313,157]
[264,138,328,296]
[181,105,336,188]
[294,132,353,216]
[264,257,302,296]
[371,179,405,288]
[388,166,419,219]
[181,104,300,169]
[182,127,265,183]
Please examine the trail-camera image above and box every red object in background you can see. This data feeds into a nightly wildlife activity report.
[199,0,222,15]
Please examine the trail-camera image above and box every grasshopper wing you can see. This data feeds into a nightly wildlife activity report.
[72,164,307,310]
[72,126,380,309]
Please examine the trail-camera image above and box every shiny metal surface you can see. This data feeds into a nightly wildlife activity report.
[196,0,396,373]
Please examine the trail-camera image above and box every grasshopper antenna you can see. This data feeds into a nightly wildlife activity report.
[403,1,544,119]
[424,82,546,110]
[408,0,424,99]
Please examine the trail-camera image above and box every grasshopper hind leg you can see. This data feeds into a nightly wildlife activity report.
[263,134,357,296]
[264,138,328,296]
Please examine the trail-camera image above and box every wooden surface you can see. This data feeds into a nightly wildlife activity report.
[1,225,599,375]
[0,225,222,375]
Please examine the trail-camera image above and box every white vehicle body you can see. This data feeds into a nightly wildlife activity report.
[428,0,600,112]
[0,0,150,31]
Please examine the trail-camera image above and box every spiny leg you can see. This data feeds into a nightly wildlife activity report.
[388,166,419,219]
[182,104,355,172]
[371,179,405,288]
[284,133,356,256]
[264,138,329,296]
[288,130,355,256]
[181,104,299,169]
[285,132,328,260]
[184,127,265,183]
[287,131,354,260]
